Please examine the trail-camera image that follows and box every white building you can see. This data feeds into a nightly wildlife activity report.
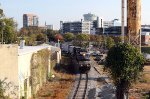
[23,14,39,27]
[82,21,91,34]
[103,19,121,28]
[0,42,61,99]
[83,13,97,21]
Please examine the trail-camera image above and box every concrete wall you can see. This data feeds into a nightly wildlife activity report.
[18,53,33,99]
[0,45,59,99]
[0,44,19,98]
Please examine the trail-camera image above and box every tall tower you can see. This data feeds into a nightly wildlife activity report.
[127,0,141,47]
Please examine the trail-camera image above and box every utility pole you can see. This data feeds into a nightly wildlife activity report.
[121,0,125,43]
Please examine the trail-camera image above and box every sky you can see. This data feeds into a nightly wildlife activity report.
[1,0,150,30]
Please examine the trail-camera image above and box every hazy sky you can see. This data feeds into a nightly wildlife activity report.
[1,0,150,30]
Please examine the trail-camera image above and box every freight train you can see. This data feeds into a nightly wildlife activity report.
[61,44,91,73]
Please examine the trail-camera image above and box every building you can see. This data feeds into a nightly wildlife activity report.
[61,20,91,34]
[103,21,114,28]
[46,25,53,30]
[104,26,126,36]
[0,41,61,99]
[96,19,122,35]
[61,13,103,35]
[23,14,39,27]
[141,25,150,45]
[82,21,91,34]
[103,19,121,28]
[83,13,97,21]
[83,13,103,35]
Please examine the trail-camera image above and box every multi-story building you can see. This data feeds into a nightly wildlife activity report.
[141,25,150,45]
[61,13,103,35]
[23,14,39,27]
[83,13,97,22]
[62,21,82,34]
[61,20,91,34]
[82,21,91,34]
[46,25,53,30]
[103,21,114,28]
[83,13,103,35]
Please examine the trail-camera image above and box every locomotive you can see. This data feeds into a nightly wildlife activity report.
[74,47,91,73]
[61,44,91,73]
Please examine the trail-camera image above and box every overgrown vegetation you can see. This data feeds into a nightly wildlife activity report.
[30,49,50,98]
[0,79,5,98]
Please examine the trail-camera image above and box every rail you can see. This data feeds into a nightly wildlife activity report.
[72,73,88,99]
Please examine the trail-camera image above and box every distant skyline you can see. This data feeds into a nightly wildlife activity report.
[1,0,150,30]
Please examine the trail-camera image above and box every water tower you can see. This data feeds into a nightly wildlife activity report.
[127,0,141,47]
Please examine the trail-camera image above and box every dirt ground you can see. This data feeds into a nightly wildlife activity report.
[93,55,150,98]
[34,55,75,99]
[35,72,75,99]
[129,66,150,99]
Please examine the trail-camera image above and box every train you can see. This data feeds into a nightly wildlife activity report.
[61,44,91,73]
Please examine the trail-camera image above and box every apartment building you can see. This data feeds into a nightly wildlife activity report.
[23,14,39,27]
[141,25,150,45]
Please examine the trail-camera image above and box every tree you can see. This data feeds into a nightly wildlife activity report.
[105,43,145,99]
[76,34,89,41]
[19,27,28,36]
[55,34,63,42]
[46,29,59,42]
[36,33,46,43]
[0,7,17,44]
[0,18,17,44]
[63,32,74,42]
[75,34,90,47]
[106,36,115,49]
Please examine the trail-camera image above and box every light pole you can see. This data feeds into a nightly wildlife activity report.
[1,21,5,44]
[121,0,125,43]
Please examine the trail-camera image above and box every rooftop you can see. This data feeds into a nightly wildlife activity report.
[18,45,60,56]
[18,46,50,56]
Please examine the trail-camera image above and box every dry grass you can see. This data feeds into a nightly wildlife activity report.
[35,72,75,99]
[33,55,75,99]
[129,66,150,98]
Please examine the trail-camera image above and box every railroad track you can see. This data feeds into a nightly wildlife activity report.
[92,62,110,84]
[72,73,88,99]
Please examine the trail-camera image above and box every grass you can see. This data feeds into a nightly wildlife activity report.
[129,66,150,98]
[35,53,75,99]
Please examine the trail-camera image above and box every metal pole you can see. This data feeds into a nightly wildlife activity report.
[121,0,125,43]
[103,26,106,49]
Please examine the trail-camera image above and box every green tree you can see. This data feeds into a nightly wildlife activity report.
[46,29,59,41]
[105,43,145,99]
[106,36,115,49]
[76,34,89,41]
[75,34,90,47]
[0,9,4,18]
[63,32,74,42]
[0,18,17,44]
[36,33,46,43]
